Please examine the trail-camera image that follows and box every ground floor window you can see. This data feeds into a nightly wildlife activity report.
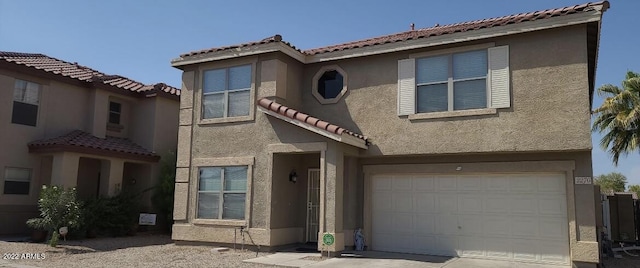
[3,167,31,195]
[197,166,247,219]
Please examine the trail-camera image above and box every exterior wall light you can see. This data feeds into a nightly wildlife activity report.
[456,166,463,171]
[289,170,298,183]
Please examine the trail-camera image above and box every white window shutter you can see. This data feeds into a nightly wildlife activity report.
[397,58,416,116]
[488,45,510,108]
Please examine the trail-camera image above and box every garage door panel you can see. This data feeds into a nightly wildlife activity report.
[539,196,567,216]
[459,215,484,235]
[510,177,537,193]
[538,174,565,193]
[393,193,413,212]
[436,176,457,191]
[512,240,538,262]
[437,195,457,212]
[539,218,567,239]
[457,176,485,191]
[484,237,512,259]
[509,195,538,214]
[414,214,436,234]
[538,240,570,263]
[413,176,435,191]
[393,176,413,191]
[392,213,414,232]
[373,192,392,211]
[511,216,540,238]
[437,214,459,234]
[371,173,569,265]
[414,193,436,212]
[458,194,484,214]
[484,216,511,236]
[413,235,437,253]
[434,235,457,256]
[485,196,510,213]
[486,176,510,192]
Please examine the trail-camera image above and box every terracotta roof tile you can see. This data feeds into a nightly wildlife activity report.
[28,130,160,162]
[0,51,180,97]
[177,1,607,59]
[257,98,368,143]
[303,1,607,55]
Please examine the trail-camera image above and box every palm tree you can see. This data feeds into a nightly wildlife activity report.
[592,71,640,165]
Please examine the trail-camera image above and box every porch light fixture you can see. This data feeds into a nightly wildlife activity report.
[289,170,298,183]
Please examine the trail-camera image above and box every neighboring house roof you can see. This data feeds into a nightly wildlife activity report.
[0,51,180,99]
[603,191,638,200]
[257,98,369,149]
[173,1,608,66]
[28,130,160,162]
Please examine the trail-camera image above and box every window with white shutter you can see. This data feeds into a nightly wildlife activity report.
[397,45,510,117]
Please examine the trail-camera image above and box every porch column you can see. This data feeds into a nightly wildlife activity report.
[318,142,345,252]
[50,152,80,188]
[99,159,124,196]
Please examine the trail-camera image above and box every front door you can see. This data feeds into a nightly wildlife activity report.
[306,168,320,242]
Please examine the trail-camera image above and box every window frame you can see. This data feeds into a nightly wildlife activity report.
[190,156,254,226]
[3,167,32,195]
[108,101,122,125]
[415,49,489,113]
[312,65,348,104]
[200,63,254,123]
[196,166,247,220]
[11,79,40,127]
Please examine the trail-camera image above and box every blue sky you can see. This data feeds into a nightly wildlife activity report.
[1,0,638,185]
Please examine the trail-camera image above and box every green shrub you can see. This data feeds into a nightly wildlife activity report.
[27,185,82,246]
[152,152,176,233]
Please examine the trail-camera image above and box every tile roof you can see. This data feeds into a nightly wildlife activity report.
[257,98,369,145]
[0,51,180,97]
[304,1,608,55]
[28,130,160,162]
[177,1,607,59]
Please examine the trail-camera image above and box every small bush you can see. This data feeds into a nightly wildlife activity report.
[27,185,82,246]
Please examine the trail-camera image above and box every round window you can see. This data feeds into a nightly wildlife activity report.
[312,65,348,104]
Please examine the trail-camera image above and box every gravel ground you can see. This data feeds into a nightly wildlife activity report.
[0,234,275,268]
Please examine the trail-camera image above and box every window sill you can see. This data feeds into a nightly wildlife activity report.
[193,219,246,227]
[198,115,253,125]
[107,123,124,132]
[408,108,497,121]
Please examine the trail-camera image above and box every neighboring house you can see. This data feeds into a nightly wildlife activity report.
[0,52,180,234]
[171,2,608,267]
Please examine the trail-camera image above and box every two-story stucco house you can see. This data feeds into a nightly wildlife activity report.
[0,52,180,235]
[171,2,608,267]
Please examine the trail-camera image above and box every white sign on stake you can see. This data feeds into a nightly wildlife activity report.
[139,213,157,225]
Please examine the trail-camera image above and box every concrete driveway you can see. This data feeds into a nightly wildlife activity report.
[245,250,570,268]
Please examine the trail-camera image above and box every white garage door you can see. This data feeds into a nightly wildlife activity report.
[371,173,569,265]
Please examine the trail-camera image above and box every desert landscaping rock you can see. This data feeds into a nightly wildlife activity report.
[0,234,274,268]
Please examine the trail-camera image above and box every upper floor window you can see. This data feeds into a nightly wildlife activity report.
[109,101,122,125]
[416,50,487,112]
[197,166,247,220]
[397,45,510,117]
[3,167,31,195]
[202,65,251,119]
[12,79,40,126]
[312,65,348,104]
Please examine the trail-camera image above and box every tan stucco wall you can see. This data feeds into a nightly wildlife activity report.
[299,25,591,157]
[0,68,178,234]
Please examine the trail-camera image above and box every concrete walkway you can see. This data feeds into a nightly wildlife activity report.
[244,251,571,268]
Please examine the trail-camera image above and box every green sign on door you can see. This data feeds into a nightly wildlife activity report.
[322,233,335,246]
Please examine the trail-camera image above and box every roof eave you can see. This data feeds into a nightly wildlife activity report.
[28,144,161,162]
[258,106,368,149]
[171,42,307,68]
[306,10,605,63]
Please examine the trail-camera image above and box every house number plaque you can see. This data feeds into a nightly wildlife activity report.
[574,177,592,185]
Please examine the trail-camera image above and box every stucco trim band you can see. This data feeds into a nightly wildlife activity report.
[363,160,575,174]
[267,142,327,153]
